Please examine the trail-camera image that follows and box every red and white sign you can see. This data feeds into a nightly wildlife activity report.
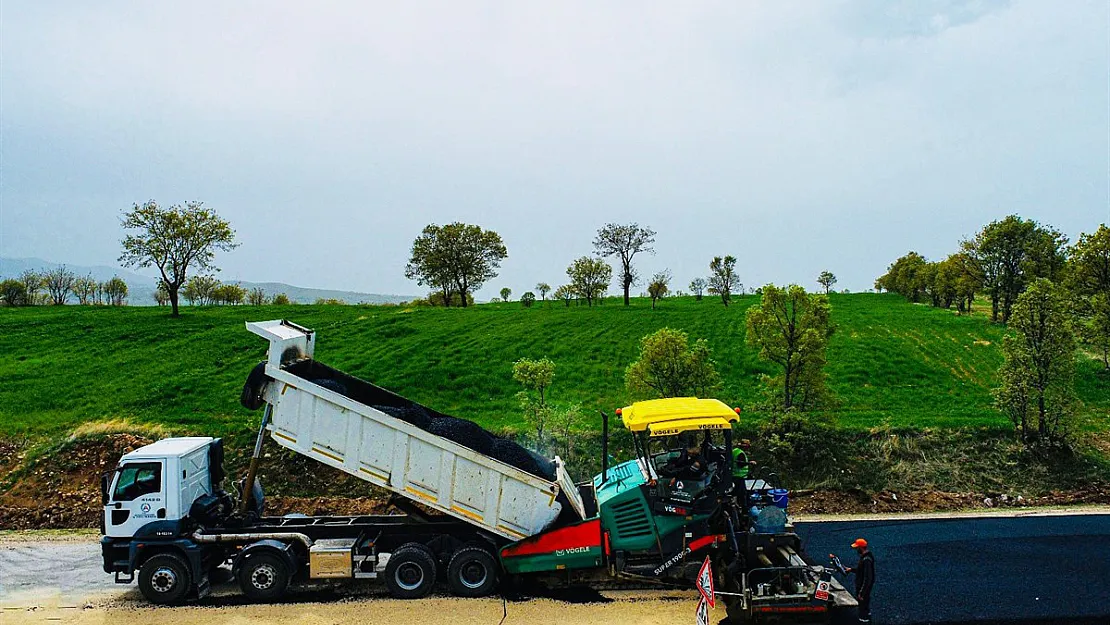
[696,556,715,607]
[815,580,831,602]
[695,597,709,625]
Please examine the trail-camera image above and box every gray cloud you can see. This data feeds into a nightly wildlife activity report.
[1,1,1106,297]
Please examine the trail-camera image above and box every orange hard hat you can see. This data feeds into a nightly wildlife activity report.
[851,538,868,549]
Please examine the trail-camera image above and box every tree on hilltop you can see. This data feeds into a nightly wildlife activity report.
[405,222,507,308]
[593,223,656,306]
[120,200,238,317]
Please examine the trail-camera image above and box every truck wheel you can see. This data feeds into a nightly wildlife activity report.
[138,553,192,606]
[238,552,290,601]
[384,543,438,599]
[447,546,499,597]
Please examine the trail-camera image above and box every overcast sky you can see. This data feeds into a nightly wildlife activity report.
[2,1,1108,298]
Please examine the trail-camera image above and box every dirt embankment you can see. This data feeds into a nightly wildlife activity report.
[2,433,1109,531]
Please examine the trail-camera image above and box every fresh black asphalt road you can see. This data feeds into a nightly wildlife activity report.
[2,514,1109,624]
[797,513,1110,625]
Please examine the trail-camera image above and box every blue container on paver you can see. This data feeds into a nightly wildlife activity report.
[770,488,789,509]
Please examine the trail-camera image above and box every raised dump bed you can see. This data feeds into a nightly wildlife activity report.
[245,320,585,541]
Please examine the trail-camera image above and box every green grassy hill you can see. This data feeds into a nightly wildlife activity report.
[1,294,1107,441]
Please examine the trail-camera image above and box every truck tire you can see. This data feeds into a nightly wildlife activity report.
[446,545,499,597]
[237,552,290,601]
[138,553,192,606]
[384,543,438,599]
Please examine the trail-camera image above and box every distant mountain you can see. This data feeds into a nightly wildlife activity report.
[0,257,415,306]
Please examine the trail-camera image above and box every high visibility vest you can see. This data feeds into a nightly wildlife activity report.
[732,448,750,478]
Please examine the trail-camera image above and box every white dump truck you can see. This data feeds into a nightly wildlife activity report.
[101,319,584,604]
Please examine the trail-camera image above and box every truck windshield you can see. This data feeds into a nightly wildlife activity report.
[113,462,162,501]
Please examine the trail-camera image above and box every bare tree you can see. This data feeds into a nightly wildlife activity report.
[247,287,267,306]
[593,223,656,306]
[18,270,44,305]
[44,265,77,305]
[73,274,98,305]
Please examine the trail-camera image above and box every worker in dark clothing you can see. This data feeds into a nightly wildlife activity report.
[660,433,707,481]
[843,538,875,623]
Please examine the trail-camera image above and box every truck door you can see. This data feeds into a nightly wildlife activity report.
[105,461,166,538]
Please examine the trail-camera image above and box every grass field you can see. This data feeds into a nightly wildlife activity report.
[1,294,1107,442]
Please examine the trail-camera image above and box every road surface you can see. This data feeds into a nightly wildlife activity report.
[3,512,1109,624]
[796,512,1110,624]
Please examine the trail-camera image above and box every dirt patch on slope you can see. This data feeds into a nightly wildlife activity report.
[0,434,151,530]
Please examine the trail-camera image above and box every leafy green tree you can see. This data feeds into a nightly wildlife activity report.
[995,279,1076,443]
[745,284,834,410]
[647,270,671,309]
[213,283,246,305]
[520,291,536,308]
[817,271,837,295]
[1067,224,1110,369]
[877,251,928,302]
[500,287,512,302]
[43,265,76,305]
[272,293,291,306]
[427,291,472,307]
[120,200,238,316]
[183,275,221,305]
[404,222,507,308]
[625,328,720,398]
[945,252,983,314]
[707,255,739,306]
[536,282,551,302]
[566,256,612,306]
[0,279,28,306]
[104,277,128,306]
[552,403,585,462]
[689,277,707,301]
[963,215,1067,323]
[593,223,656,306]
[513,357,556,444]
[553,284,574,307]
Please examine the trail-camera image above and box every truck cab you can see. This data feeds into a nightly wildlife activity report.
[102,437,221,539]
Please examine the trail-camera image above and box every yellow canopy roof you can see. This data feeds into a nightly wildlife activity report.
[648,416,735,437]
[620,397,738,433]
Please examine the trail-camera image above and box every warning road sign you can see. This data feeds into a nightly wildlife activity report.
[815,580,831,602]
[696,555,715,607]
[695,597,709,625]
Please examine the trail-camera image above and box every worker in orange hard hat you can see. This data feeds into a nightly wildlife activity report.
[842,538,875,623]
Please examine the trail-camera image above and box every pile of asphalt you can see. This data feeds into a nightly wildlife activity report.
[309,378,555,480]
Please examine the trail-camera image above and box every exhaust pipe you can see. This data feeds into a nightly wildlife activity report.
[192,530,313,550]
[600,410,610,484]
